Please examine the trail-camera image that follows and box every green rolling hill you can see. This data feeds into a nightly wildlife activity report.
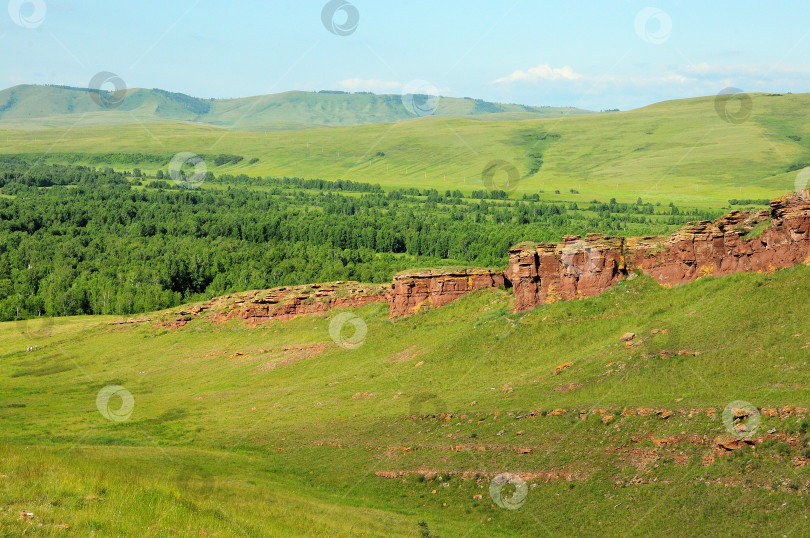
[1,92,808,208]
[0,84,590,130]
[2,84,809,537]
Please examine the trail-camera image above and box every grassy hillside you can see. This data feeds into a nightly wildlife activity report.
[0,85,588,130]
[2,266,809,535]
[1,92,808,208]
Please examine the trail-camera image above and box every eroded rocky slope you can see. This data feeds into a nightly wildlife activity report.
[506,190,810,311]
[145,190,810,328]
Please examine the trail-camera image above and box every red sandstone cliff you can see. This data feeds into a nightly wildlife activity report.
[155,271,508,328]
[506,190,810,312]
[505,234,626,310]
[145,191,810,328]
[387,269,507,319]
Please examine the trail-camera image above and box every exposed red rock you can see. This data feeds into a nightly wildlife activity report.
[712,437,761,453]
[632,192,809,286]
[153,269,508,327]
[505,234,626,310]
[217,282,388,326]
[148,191,810,327]
[158,281,388,329]
[553,361,573,375]
[507,190,810,311]
[386,268,507,319]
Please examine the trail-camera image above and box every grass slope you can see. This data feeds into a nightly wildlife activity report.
[2,266,809,535]
[0,85,589,130]
[1,93,808,208]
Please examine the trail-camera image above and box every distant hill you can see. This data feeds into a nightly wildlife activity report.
[0,84,592,130]
[3,91,808,208]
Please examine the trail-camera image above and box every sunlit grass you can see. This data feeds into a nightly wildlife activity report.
[2,266,809,535]
[2,93,809,208]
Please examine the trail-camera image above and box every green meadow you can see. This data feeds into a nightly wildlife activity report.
[2,88,810,536]
[2,266,810,536]
[2,92,809,208]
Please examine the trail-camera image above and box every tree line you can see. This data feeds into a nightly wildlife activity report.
[0,161,719,320]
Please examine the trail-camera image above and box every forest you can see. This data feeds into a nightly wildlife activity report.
[0,159,723,320]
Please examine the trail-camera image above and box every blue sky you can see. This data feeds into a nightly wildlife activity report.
[2,0,809,110]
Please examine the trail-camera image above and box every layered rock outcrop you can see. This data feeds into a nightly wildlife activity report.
[215,282,389,325]
[505,234,626,310]
[507,190,810,312]
[155,272,508,328]
[632,193,809,285]
[150,191,810,328]
[158,282,389,328]
[387,269,507,319]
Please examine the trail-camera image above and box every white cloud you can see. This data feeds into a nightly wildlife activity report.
[337,78,405,93]
[487,60,810,110]
[493,61,810,93]
[493,64,694,90]
[493,64,583,84]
